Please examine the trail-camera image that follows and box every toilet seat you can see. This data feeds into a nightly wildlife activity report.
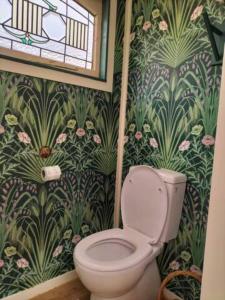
[74,228,153,272]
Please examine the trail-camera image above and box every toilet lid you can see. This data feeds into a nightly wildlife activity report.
[121,166,168,244]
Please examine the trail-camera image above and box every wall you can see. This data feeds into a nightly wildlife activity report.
[201,49,225,300]
[0,73,119,298]
[119,0,224,298]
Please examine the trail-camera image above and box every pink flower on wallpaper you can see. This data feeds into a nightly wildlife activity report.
[202,135,215,147]
[93,134,101,144]
[135,131,143,140]
[0,125,5,135]
[143,21,152,32]
[149,138,158,148]
[159,20,168,31]
[53,245,63,257]
[72,235,81,245]
[17,258,29,269]
[169,260,180,271]
[179,140,191,151]
[191,5,204,21]
[0,259,4,268]
[190,265,202,275]
[56,133,67,144]
[76,128,86,137]
[17,132,31,144]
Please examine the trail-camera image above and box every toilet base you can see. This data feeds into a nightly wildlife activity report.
[90,260,161,300]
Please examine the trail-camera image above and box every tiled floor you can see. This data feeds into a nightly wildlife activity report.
[31,279,90,300]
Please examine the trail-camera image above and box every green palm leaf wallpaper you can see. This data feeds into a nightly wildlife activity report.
[120,0,224,298]
[0,0,224,299]
[0,74,119,298]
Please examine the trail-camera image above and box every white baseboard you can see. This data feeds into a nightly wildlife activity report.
[3,270,77,300]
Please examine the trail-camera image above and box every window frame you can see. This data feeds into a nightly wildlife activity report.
[0,0,117,92]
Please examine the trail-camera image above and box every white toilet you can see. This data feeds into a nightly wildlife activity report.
[74,165,187,300]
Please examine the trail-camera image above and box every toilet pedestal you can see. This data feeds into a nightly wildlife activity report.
[91,260,161,300]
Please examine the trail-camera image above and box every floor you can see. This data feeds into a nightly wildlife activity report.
[31,279,90,300]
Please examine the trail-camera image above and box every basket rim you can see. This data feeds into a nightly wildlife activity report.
[157,270,202,300]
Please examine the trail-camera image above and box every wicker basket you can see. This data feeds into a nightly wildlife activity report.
[157,270,202,300]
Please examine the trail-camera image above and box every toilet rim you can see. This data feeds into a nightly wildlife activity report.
[74,228,153,272]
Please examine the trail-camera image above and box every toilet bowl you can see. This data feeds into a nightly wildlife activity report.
[74,227,162,300]
[74,166,187,300]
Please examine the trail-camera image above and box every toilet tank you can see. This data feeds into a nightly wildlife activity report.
[156,168,187,243]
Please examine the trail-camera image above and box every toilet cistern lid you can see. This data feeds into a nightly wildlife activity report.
[121,166,168,244]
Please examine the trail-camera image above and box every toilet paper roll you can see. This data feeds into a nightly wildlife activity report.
[41,166,61,182]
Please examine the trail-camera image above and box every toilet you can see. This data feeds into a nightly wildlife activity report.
[74,165,187,300]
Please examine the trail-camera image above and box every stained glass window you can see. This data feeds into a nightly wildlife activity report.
[0,0,95,70]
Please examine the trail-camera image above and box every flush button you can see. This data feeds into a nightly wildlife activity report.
[158,188,162,192]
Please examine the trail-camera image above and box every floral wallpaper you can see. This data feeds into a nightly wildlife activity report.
[0,0,224,299]
[0,74,119,298]
[114,0,224,299]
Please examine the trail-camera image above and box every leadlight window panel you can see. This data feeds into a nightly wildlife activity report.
[0,0,95,70]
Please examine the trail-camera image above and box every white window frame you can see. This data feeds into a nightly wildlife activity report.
[0,0,117,92]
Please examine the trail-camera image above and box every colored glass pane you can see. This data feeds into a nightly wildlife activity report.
[0,0,95,69]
